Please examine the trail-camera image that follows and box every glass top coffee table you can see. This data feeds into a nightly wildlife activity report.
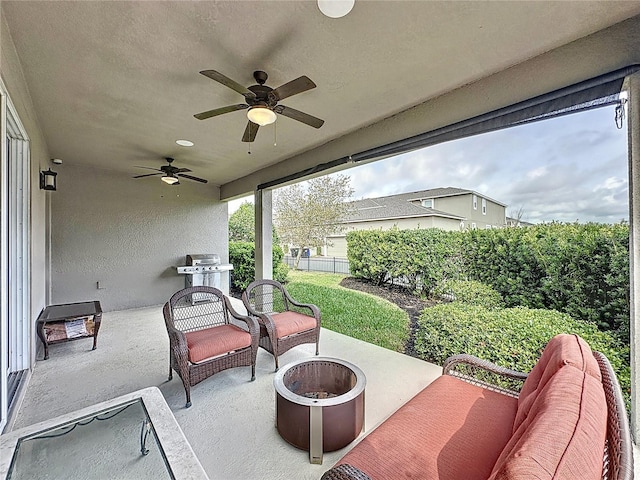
[0,387,208,480]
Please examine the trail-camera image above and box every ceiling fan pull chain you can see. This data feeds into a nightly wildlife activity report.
[248,141,252,155]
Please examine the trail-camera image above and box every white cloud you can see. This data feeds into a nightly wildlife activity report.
[596,176,625,191]
[527,167,547,179]
[333,105,628,224]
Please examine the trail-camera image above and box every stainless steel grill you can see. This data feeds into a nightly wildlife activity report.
[176,254,233,297]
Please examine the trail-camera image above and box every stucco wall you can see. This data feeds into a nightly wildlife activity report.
[432,194,505,228]
[51,164,228,311]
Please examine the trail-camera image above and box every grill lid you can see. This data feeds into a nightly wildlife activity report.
[186,254,221,266]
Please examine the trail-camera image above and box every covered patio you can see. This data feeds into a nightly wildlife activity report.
[2,1,640,473]
[10,300,441,479]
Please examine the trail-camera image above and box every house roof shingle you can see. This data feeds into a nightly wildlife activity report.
[345,187,505,223]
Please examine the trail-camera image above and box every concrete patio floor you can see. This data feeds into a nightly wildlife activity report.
[11,299,442,479]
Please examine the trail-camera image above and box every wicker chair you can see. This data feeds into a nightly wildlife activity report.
[242,279,321,371]
[163,286,259,408]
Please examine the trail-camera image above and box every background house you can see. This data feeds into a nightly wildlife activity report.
[326,187,507,257]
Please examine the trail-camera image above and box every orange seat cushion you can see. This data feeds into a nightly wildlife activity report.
[185,325,252,364]
[514,334,601,430]
[271,311,317,338]
[338,375,518,480]
[490,365,607,480]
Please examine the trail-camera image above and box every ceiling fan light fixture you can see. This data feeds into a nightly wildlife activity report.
[317,0,355,18]
[247,106,277,126]
[161,174,179,185]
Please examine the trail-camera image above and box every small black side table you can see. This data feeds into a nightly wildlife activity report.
[36,301,102,360]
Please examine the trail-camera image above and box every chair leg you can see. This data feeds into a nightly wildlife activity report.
[315,340,319,356]
[179,372,192,408]
[184,385,192,409]
[274,356,279,372]
[251,364,256,381]
[168,360,173,381]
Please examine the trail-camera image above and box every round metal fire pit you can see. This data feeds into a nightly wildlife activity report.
[274,357,366,464]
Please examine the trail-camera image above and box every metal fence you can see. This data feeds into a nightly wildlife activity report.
[283,255,351,274]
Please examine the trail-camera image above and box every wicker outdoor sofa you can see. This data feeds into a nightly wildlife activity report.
[321,334,634,480]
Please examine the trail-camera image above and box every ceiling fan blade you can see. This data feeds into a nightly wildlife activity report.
[175,168,192,173]
[194,104,248,120]
[134,166,163,172]
[274,105,324,129]
[199,70,257,99]
[269,76,316,102]
[178,173,208,184]
[133,173,162,178]
[242,121,259,143]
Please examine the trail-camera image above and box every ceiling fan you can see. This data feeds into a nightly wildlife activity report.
[132,158,208,185]
[194,70,324,142]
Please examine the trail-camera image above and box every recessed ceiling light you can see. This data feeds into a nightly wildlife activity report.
[175,139,194,147]
[318,0,355,18]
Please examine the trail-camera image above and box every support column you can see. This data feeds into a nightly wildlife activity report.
[255,189,273,281]
[627,72,640,443]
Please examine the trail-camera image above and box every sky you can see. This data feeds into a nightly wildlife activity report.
[229,104,629,224]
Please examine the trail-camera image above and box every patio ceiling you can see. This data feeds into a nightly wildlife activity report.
[2,1,640,195]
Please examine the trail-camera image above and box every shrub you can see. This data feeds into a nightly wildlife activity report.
[414,303,630,408]
[272,243,289,284]
[462,222,630,334]
[229,241,288,291]
[347,228,462,293]
[346,222,630,342]
[436,280,504,308]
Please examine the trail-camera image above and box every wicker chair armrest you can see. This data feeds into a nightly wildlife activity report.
[224,296,260,337]
[282,290,321,319]
[252,311,274,326]
[241,291,264,317]
[167,327,189,360]
[443,353,528,379]
[593,351,634,480]
[443,353,528,397]
[321,464,372,480]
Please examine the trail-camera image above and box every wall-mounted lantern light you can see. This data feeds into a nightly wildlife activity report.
[40,168,57,191]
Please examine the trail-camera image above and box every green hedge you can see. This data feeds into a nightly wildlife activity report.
[347,228,462,293]
[462,222,629,334]
[347,223,630,339]
[414,303,630,408]
[228,241,288,291]
[435,280,504,308]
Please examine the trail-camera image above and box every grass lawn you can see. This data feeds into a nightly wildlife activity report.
[284,270,409,352]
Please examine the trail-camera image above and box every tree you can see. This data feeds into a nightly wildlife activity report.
[229,201,255,242]
[229,201,281,245]
[507,205,526,227]
[274,175,354,269]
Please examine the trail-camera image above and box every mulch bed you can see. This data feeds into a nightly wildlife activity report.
[339,277,438,357]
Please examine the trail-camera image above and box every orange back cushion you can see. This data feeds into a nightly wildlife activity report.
[515,334,601,430]
[490,365,607,480]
